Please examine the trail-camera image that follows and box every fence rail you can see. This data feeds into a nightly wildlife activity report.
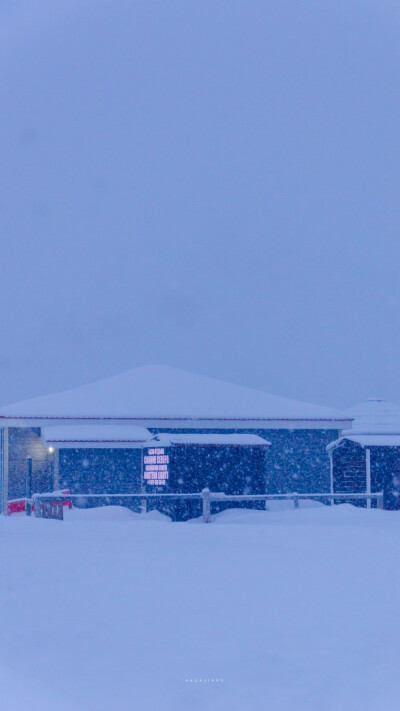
[31,489,384,522]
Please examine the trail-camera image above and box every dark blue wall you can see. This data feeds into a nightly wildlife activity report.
[263,428,338,493]
[153,428,339,494]
[4,426,339,503]
[371,447,400,509]
[331,439,400,509]
[145,443,268,520]
[58,448,142,495]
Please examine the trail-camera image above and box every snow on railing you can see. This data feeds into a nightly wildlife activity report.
[31,489,385,522]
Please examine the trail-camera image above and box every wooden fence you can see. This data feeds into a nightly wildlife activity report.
[31,489,384,522]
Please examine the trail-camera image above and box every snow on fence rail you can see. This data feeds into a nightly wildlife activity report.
[31,489,384,522]
[202,490,384,521]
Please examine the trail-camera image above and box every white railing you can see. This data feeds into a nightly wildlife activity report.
[202,490,384,521]
[31,489,384,522]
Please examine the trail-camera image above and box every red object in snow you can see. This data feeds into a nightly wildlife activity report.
[7,491,73,515]
[7,498,27,514]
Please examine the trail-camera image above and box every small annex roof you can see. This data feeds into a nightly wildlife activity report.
[342,398,400,435]
[153,433,271,447]
[41,425,153,449]
[345,434,400,448]
[0,365,349,426]
[327,434,400,451]
[327,398,400,452]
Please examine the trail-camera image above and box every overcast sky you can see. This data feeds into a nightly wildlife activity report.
[0,0,399,409]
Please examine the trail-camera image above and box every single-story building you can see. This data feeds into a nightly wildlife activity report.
[0,365,351,514]
[327,399,400,509]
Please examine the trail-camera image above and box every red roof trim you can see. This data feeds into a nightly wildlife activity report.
[0,415,350,422]
[46,440,269,446]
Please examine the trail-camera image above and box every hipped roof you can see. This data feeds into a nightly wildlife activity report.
[0,365,349,425]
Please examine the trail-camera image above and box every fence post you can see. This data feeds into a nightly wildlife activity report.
[54,499,64,520]
[33,494,41,518]
[293,492,299,509]
[202,488,211,523]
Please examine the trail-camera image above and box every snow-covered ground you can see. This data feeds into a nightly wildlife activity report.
[0,503,399,711]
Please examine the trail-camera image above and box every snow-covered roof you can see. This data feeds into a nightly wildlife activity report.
[153,433,271,447]
[345,435,400,448]
[41,425,153,449]
[0,365,349,426]
[342,398,400,435]
[328,433,400,451]
[327,398,400,452]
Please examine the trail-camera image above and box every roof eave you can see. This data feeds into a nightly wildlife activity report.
[0,415,353,430]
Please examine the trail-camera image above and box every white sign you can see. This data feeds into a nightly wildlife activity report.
[143,447,170,486]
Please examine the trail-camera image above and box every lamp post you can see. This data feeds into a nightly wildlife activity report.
[26,456,32,516]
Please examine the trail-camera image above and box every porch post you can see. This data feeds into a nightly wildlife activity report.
[366,447,371,508]
[53,449,60,491]
[2,427,9,515]
[329,451,334,506]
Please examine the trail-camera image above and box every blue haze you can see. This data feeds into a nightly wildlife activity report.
[0,0,399,408]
